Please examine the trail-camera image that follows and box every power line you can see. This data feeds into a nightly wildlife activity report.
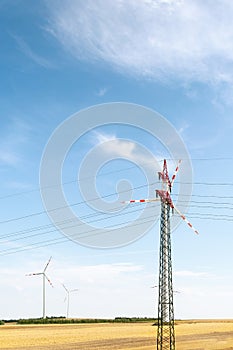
[174,213,233,221]
[2,198,233,241]
[0,203,159,243]
[178,202,233,210]
[1,189,233,240]
[0,159,160,200]
[173,193,233,199]
[1,202,233,257]
[176,182,233,186]
[0,182,157,225]
[0,213,232,257]
[0,157,233,201]
[3,178,233,201]
[0,215,158,256]
[1,181,233,226]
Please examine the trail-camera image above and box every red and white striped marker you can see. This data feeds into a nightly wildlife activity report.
[174,206,199,235]
[122,198,160,204]
[122,159,199,236]
[170,159,182,189]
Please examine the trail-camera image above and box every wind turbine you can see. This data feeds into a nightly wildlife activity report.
[26,256,53,319]
[62,283,79,318]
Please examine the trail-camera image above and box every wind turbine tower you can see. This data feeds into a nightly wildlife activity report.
[124,160,198,350]
[62,284,79,318]
[26,256,53,319]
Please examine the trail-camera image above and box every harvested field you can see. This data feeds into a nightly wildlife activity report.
[1,320,233,349]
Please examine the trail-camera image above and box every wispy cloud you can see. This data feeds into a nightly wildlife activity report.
[174,270,212,278]
[96,87,108,97]
[178,122,190,136]
[4,181,32,190]
[12,34,54,69]
[47,0,233,89]
[0,151,21,166]
[0,118,31,167]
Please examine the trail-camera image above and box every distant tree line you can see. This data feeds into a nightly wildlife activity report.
[17,316,158,325]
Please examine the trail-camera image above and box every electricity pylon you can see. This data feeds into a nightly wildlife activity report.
[124,159,198,349]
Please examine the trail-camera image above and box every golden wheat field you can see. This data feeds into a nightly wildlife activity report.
[1,320,233,350]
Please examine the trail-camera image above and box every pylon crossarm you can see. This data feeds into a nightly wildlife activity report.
[122,198,160,204]
[156,190,174,208]
[173,206,199,235]
[170,160,182,189]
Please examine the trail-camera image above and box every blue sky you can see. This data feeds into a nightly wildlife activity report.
[1,0,233,320]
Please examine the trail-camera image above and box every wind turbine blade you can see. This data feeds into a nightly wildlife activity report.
[44,274,54,287]
[62,283,68,293]
[64,297,67,303]
[70,289,79,293]
[122,198,160,203]
[170,160,182,189]
[26,272,42,276]
[174,206,199,235]
[44,256,52,272]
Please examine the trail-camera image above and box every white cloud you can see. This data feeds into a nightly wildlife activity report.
[93,131,116,144]
[47,0,233,88]
[174,270,211,278]
[0,258,232,319]
[0,260,148,319]
[96,87,108,97]
[100,138,136,159]
[91,131,136,158]
[91,131,156,168]
[0,119,30,167]
[56,262,143,285]
[178,122,189,136]
[12,34,54,69]
[0,151,20,166]
[0,120,28,166]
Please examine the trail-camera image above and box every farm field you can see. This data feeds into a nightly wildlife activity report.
[1,320,233,350]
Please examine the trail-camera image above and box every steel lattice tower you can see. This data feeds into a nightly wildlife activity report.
[157,202,175,350]
[156,160,176,350]
[123,159,198,350]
